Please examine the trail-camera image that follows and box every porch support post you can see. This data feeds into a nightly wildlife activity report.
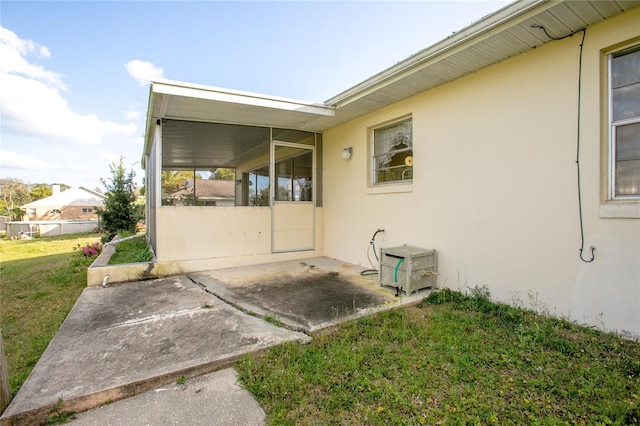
[155,120,162,211]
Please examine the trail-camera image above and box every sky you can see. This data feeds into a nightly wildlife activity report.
[0,0,510,191]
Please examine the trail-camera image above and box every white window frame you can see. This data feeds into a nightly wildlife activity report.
[608,44,640,201]
[370,116,413,187]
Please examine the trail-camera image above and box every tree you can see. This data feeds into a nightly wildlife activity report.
[29,184,52,200]
[161,171,195,196]
[54,183,71,191]
[138,178,145,196]
[0,178,31,220]
[160,170,202,204]
[209,168,235,181]
[97,157,139,242]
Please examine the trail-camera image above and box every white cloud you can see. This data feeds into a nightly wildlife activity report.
[0,26,63,88]
[0,149,59,171]
[0,26,137,145]
[124,103,142,120]
[125,59,164,86]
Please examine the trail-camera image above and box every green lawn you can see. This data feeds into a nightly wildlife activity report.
[2,235,639,424]
[237,288,640,425]
[0,233,100,396]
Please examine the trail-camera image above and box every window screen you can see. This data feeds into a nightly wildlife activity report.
[372,118,413,184]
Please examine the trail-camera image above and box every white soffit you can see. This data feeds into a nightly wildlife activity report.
[322,0,640,127]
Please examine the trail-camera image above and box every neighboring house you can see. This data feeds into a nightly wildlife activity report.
[165,179,235,206]
[21,186,105,221]
[142,1,640,338]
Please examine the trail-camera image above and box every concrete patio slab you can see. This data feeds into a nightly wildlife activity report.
[190,257,426,333]
[0,276,309,426]
[1,257,429,425]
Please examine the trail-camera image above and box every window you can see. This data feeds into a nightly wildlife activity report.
[50,209,61,214]
[82,208,93,213]
[27,208,35,216]
[246,166,269,206]
[372,118,413,185]
[609,45,640,199]
[160,169,236,206]
[275,149,313,202]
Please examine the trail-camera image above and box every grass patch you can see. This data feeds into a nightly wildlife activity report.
[108,236,153,265]
[263,314,283,327]
[46,398,76,424]
[237,288,640,425]
[0,233,100,396]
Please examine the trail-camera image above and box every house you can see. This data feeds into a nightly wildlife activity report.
[21,186,105,221]
[142,1,640,338]
[165,179,235,206]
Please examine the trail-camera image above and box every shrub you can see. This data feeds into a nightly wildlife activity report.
[74,242,102,257]
[96,157,140,243]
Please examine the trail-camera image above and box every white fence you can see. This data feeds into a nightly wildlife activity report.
[6,220,99,239]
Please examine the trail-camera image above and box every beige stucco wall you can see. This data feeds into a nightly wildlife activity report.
[157,207,270,262]
[322,8,640,337]
[155,206,323,264]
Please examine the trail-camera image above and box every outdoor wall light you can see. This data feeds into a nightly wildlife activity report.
[342,147,353,160]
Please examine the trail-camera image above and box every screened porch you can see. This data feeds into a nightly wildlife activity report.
[146,121,330,266]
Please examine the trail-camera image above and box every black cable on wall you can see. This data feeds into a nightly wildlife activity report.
[532,25,595,263]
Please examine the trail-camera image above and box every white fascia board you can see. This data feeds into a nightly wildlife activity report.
[152,79,335,117]
[325,0,549,107]
[143,84,160,161]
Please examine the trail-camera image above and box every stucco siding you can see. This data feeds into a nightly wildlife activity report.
[322,9,640,336]
[155,206,324,264]
[156,207,271,262]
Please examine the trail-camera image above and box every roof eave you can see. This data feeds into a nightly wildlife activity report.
[152,79,334,115]
[325,0,549,107]
[142,80,336,168]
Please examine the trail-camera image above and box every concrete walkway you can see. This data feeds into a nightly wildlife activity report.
[0,257,426,425]
[70,368,265,426]
[0,275,309,425]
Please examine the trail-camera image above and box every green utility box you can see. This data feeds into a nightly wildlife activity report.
[379,245,437,296]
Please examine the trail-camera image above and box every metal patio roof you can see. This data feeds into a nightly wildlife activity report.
[144,0,639,164]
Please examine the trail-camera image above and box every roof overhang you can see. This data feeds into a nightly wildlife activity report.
[320,0,640,128]
[143,80,334,159]
[143,0,639,167]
